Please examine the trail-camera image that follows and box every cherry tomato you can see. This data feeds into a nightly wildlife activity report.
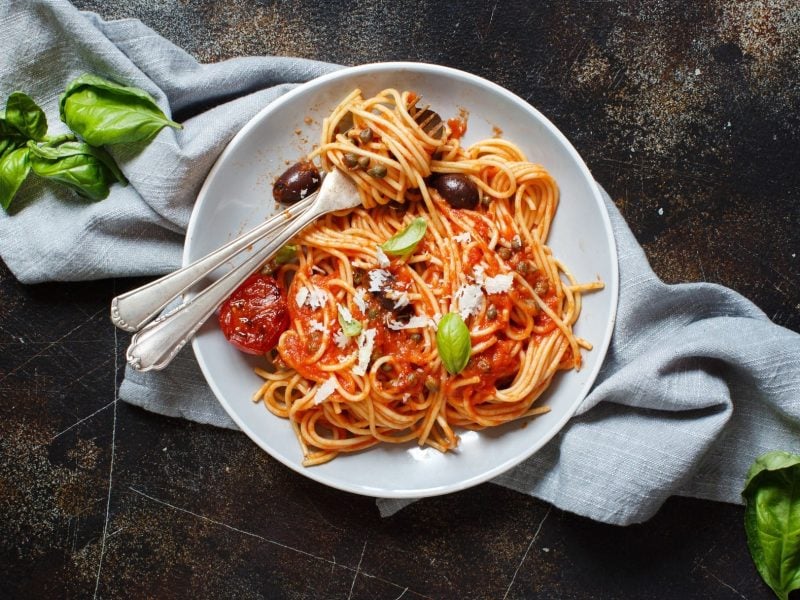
[219,273,290,354]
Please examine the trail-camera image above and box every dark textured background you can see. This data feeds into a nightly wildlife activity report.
[2,1,798,598]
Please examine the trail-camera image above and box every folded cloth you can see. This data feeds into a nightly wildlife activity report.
[3,1,798,526]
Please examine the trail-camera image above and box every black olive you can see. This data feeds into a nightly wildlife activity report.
[430,173,479,209]
[272,160,321,204]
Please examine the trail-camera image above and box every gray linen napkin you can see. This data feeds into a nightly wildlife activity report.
[3,1,798,526]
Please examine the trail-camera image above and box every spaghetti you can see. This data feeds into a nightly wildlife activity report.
[252,88,603,466]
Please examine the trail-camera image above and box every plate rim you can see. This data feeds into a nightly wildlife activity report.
[184,61,619,498]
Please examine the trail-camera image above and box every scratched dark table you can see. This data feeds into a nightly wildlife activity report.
[2,1,798,599]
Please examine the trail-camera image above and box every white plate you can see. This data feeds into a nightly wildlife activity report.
[185,62,618,498]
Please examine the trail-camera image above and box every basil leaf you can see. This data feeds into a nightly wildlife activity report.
[0,147,31,210]
[274,244,297,265]
[59,74,182,146]
[381,217,427,256]
[435,312,471,374]
[337,304,363,337]
[742,451,800,600]
[28,139,126,201]
[6,92,48,141]
[0,115,28,160]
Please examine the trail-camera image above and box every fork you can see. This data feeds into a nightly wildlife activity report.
[124,168,361,372]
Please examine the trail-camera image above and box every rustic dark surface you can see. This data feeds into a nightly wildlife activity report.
[2,0,798,598]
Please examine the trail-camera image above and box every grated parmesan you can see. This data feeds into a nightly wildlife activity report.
[375,245,390,268]
[295,286,309,308]
[307,287,328,309]
[308,318,326,333]
[353,288,367,313]
[392,291,410,309]
[387,315,431,330]
[333,329,349,349]
[472,264,486,284]
[352,328,377,376]
[456,284,484,319]
[483,273,514,294]
[368,269,391,292]
[314,376,337,405]
[453,231,472,244]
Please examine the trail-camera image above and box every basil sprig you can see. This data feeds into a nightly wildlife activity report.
[28,138,127,201]
[381,217,427,257]
[60,74,182,146]
[435,312,471,374]
[0,147,31,210]
[742,451,800,600]
[1,74,181,212]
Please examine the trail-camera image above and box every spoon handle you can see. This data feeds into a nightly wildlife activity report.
[110,194,316,332]
[125,202,325,372]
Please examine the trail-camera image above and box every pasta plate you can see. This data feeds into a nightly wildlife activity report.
[185,62,618,498]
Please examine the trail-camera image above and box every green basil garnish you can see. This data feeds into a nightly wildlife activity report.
[742,451,800,600]
[381,217,427,257]
[60,74,181,146]
[28,139,127,201]
[0,147,31,210]
[5,92,48,141]
[337,304,363,337]
[274,244,298,265]
[436,312,471,374]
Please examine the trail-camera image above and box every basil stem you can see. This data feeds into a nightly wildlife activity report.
[0,147,31,210]
[6,92,48,141]
[381,217,427,256]
[742,451,800,600]
[27,139,127,201]
[436,312,471,374]
[59,73,182,146]
[338,304,363,337]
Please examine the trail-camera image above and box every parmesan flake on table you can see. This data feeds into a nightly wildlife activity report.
[314,376,338,405]
[352,328,377,376]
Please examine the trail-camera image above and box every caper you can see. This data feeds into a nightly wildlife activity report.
[486,305,498,320]
[358,156,371,169]
[498,247,511,260]
[424,377,440,393]
[352,269,364,286]
[406,372,419,385]
[381,362,393,372]
[359,127,373,144]
[511,237,523,251]
[343,152,360,168]
[367,307,380,320]
[516,260,530,274]
[368,164,388,178]
[477,358,491,372]
[410,332,423,343]
[481,195,491,208]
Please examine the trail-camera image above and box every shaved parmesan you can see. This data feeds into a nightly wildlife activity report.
[333,329,349,349]
[456,284,484,319]
[314,376,337,405]
[375,245,390,268]
[308,287,328,309]
[484,273,514,294]
[392,291,410,309]
[472,264,486,284]
[387,315,431,330]
[353,288,367,313]
[308,318,326,333]
[295,286,309,308]
[368,269,391,292]
[352,328,377,376]
[453,231,472,244]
